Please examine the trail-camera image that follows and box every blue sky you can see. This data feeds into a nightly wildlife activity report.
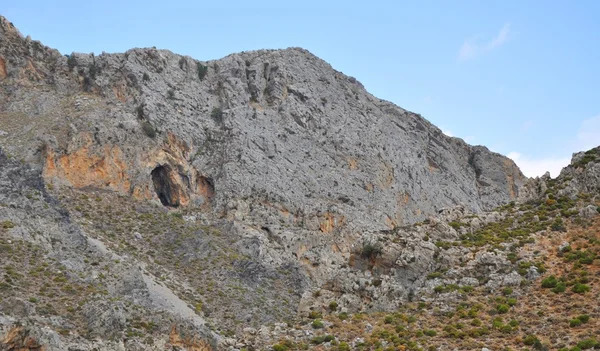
[2,1,599,177]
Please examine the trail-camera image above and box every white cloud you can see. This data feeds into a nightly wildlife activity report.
[507,114,600,178]
[487,23,511,50]
[442,129,454,137]
[507,152,570,178]
[458,41,479,61]
[458,23,511,61]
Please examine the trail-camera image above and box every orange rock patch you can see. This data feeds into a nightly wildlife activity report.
[196,176,215,203]
[319,212,345,233]
[43,135,131,194]
[347,158,358,170]
[112,80,127,103]
[0,56,7,79]
[503,159,518,199]
[377,161,395,188]
[43,131,215,207]
[385,216,398,229]
[1,326,45,351]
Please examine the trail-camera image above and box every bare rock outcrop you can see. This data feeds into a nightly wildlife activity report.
[0,15,543,350]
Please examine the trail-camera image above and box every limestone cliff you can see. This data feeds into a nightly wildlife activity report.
[0,15,525,229]
[0,15,545,351]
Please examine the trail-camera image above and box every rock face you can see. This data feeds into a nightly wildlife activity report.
[0,15,525,228]
[0,15,534,350]
[519,147,600,203]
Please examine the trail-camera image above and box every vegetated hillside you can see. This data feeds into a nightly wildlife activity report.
[0,14,599,351]
[240,149,600,351]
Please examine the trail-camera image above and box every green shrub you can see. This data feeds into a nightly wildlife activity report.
[573,152,598,168]
[169,212,183,219]
[506,297,517,306]
[570,318,582,327]
[360,240,383,259]
[578,314,590,323]
[496,304,510,314]
[143,73,150,81]
[426,271,443,279]
[167,89,175,99]
[197,62,208,80]
[272,344,289,351]
[572,283,590,294]
[383,315,394,324]
[308,311,322,319]
[460,285,474,293]
[552,281,566,293]
[576,338,598,350]
[551,218,566,232]
[337,342,350,351]
[141,121,157,138]
[434,284,460,294]
[1,220,15,229]
[329,301,338,311]
[423,329,437,337]
[435,241,453,250]
[88,62,99,80]
[311,319,324,329]
[67,53,77,70]
[565,250,596,265]
[311,335,334,344]
[502,287,513,296]
[541,275,558,288]
[523,334,541,347]
[507,252,518,263]
[338,312,348,321]
[449,221,467,230]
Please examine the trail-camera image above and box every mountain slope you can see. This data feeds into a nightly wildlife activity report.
[4,15,597,351]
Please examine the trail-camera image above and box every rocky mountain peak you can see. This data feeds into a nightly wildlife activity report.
[7,16,598,351]
[0,16,20,36]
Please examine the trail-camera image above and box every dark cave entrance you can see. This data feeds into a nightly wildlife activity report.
[151,165,179,207]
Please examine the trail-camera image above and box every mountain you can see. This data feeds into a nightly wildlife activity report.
[1,15,598,351]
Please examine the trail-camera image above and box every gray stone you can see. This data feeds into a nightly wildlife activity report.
[580,204,598,218]
[526,266,541,281]
[559,242,571,252]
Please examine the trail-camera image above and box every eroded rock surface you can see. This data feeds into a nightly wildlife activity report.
[8,14,597,351]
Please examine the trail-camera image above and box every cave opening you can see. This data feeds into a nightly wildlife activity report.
[151,165,179,207]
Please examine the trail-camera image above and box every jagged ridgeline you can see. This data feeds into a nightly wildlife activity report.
[1,15,599,351]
